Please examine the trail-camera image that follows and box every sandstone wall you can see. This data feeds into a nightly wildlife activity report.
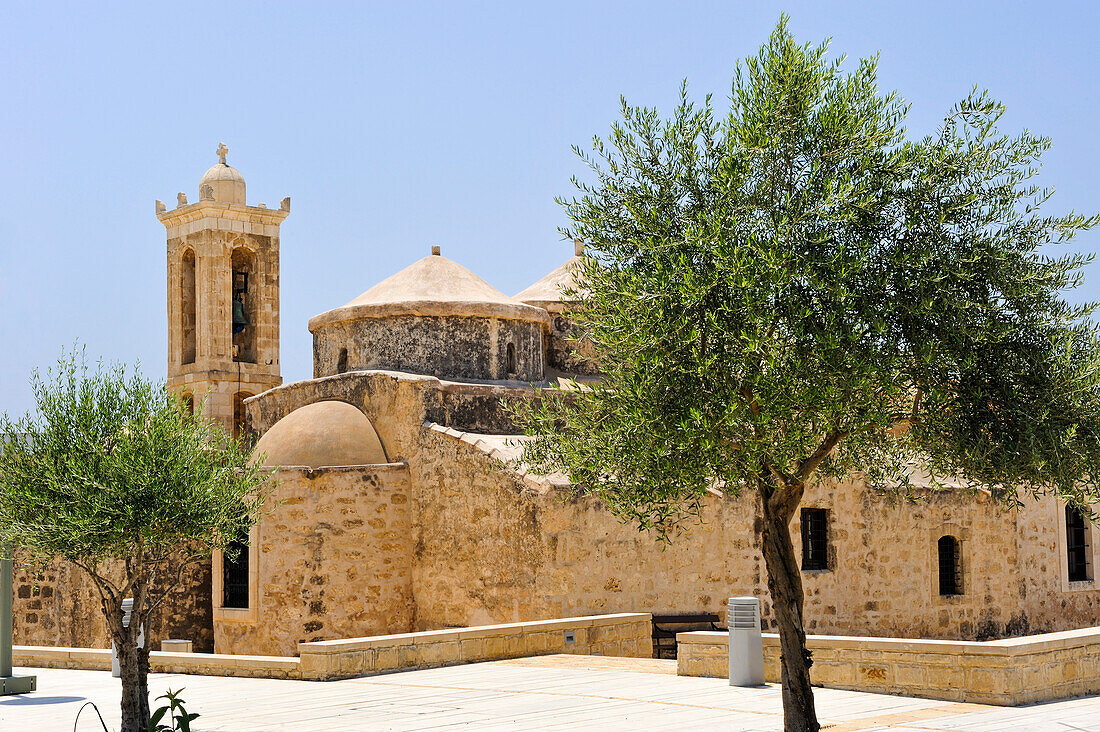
[1014,494,1100,633]
[214,464,415,656]
[11,554,214,652]
[677,628,1100,706]
[412,428,1098,640]
[242,370,1100,651]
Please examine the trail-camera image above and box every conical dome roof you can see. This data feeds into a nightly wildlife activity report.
[309,249,550,331]
[514,241,587,312]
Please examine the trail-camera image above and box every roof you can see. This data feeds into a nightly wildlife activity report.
[514,241,587,312]
[252,401,388,468]
[309,251,550,330]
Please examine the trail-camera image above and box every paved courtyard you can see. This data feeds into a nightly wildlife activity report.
[2,655,1099,731]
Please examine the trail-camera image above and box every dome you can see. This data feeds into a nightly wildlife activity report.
[198,143,246,204]
[308,249,550,330]
[514,241,587,313]
[252,401,388,468]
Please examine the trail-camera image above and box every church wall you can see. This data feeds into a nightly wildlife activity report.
[241,371,1100,654]
[1013,495,1100,633]
[410,429,1094,641]
[545,312,600,377]
[312,315,544,382]
[214,464,415,656]
[11,554,214,652]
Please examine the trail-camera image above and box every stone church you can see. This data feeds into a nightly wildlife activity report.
[13,149,1100,656]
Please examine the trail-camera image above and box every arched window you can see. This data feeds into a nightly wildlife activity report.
[231,247,256,364]
[938,536,962,596]
[506,342,516,377]
[233,391,254,440]
[336,347,348,374]
[181,249,196,365]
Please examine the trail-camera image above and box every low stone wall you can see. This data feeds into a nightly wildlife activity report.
[13,613,651,683]
[297,613,652,681]
[676,627,1100,705]
[13,646,300,679]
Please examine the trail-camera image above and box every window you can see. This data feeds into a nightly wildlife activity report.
[938,536,962,596]
[1066,506,1092,582]
[800,508,829,571]
[231,247,256,364]
[232,391,254,440]
[180,249,196,365]
[222,540,249,609]
[506,343,516,377]
[183,393,194,416]
[336,348,348,374]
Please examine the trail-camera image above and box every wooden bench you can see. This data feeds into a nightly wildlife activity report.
[651,613,722,659]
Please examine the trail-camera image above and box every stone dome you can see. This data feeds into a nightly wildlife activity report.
[252,401,387,468]
[200,162,246,205]
[309,250,549,329]
[308,248,549,382]
[514,240,587,313]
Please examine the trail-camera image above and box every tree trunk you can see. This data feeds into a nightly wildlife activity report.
[760,491,820,732]
[117,627,151,732]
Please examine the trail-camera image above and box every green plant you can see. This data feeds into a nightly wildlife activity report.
[517,16,1100,732]
[0,347,272,732]
[147,688,199,732]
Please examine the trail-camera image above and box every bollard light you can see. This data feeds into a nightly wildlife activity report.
[728,596,764,686]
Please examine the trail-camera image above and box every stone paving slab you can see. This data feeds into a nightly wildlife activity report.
[1,656,1099,731]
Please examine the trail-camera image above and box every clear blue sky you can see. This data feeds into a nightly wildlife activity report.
[1,2,1097,415]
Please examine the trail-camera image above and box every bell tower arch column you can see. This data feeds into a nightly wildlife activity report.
[158,143,289,437]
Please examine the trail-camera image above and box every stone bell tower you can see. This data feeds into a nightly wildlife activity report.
[157,143,288,437]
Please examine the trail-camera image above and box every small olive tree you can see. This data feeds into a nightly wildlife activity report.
[0,350,270,732]
[518,19,1100,732]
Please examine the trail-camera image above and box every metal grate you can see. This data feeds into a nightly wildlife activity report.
[223,540,249,609]
[1066,506,1091,582]
[801,508,829,571]
[938,536,961,596]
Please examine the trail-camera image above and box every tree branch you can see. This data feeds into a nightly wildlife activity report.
[795,431,847,483]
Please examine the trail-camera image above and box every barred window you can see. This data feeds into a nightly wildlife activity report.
[938,536,962,596]
[223,540,250,609]
[1066,506,1092,582]
[801,508,829,571]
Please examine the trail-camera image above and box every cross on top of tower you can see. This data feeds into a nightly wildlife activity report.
[217,142,229,165]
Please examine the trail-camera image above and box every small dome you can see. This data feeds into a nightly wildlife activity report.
[309,250,549,330]
[515,242,587,313]
[198,143,246,204]
[200,164,246,204]
[252,401,387,468]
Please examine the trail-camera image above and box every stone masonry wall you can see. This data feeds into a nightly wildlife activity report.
[243,370,1100,651]
[312,315,544,382]
[11,553,214,652]
[412,428,1099,640]
[214,465,415,656]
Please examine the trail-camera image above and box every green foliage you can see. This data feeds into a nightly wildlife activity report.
[518,17,1100,535]
[0,347,271,603]
[148,689,199,732]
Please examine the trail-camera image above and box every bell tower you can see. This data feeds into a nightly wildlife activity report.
[157,143,289,437]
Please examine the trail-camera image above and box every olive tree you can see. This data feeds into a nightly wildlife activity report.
[518,19,1100,732]
[0,350,270,732]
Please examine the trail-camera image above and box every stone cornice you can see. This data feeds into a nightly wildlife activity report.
[157,200,290,229]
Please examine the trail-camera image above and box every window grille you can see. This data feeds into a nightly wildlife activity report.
[938,536,961,596]
[223,540,249,609]
[1066,506,1091,582]
[800,508,829,571]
